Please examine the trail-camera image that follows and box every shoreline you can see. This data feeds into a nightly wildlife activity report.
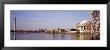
[11,31,92,35]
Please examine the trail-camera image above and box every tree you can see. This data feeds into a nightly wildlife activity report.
[89,10,100,40]
[70,28,77,31]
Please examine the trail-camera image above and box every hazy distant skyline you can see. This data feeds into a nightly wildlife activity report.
[10,10,90,30]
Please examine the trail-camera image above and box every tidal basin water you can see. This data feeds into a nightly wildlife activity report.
[10,32,92,40]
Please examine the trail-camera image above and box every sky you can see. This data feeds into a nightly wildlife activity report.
[10,10,90,30]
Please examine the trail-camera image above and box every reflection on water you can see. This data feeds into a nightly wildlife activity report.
[10,32,93,40]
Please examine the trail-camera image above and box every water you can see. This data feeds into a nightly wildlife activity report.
[10,32,92,40]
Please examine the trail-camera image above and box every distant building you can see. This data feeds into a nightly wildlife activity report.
[74,20,91,33]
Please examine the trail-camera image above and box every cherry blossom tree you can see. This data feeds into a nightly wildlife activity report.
[89,10,100,40]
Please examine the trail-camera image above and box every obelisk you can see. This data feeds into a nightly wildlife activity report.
[14,17,16,31]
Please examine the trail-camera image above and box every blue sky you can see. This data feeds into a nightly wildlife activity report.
[10,10,90,30]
